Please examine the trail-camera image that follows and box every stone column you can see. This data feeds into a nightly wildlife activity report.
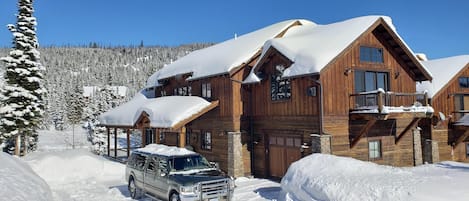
[431,141,440,163]
[311,134,332,154]
[413,129,423,166]
[227,132,244,178]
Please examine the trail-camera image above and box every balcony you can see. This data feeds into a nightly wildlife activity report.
[349,89,433,120]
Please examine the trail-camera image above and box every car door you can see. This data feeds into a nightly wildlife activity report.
[143,156,159,196]
[154,157,170,199]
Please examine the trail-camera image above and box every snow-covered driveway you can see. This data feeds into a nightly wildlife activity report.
[20,128,280,201]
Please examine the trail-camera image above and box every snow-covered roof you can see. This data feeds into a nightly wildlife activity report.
[416,55,469,98]
[146,19,315,87]
[136,144,196,156]
[98,92,216,128]
[244,15,431,83]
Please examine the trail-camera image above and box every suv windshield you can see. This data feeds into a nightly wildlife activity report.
[168,155,212,172]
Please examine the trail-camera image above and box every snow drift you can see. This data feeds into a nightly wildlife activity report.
[280,154,469,201]
[0,152,53,201]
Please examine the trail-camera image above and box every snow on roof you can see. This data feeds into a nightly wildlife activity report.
[416,55,469,98]
[245,15,431,82]
[136,144,196,156]
[137,95,212,128]
[146,19,316,87]
[98,92,148,126]
[98,92,213,128]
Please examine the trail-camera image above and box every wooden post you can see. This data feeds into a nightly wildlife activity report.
[15,134,21,156]
[107,127,110,157]
[141,128,146,147]
[156,129,160,144]
[126,128,130,158]
[114,128,118,159]
[424,91,429,106]
[179,126,186,148]
[377,91,384,113]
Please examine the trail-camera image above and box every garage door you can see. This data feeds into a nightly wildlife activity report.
[268,135,302,178]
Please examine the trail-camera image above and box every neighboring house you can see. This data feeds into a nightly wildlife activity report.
[417,55,469,163]
[100,16,434,179]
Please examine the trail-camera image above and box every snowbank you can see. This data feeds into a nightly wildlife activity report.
[0,152,53,201]
[280,154,469,201]
[23,149,128,201]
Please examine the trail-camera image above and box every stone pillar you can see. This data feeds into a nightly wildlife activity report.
[431,141,440,163]
[413,129,423,166]
[227,132,244,178]
[311,134,332,154]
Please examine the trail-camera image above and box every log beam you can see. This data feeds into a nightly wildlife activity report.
[395,118,420,144]
[351,119,377,148]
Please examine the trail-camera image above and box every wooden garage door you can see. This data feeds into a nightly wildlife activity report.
[268,135,302,178]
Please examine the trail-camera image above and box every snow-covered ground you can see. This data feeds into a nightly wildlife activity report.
[280,154,469,201]
[11,127,279,201]
[4,126,469,201]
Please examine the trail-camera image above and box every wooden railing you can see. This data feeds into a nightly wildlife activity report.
[350,89,428,113]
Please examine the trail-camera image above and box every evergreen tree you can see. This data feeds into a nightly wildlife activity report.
[0,0,46,154]
[65,81,84,148]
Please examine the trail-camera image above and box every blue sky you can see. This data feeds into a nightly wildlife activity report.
[0,0,468,59]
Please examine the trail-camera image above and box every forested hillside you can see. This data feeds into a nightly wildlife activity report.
[0,44,211,128]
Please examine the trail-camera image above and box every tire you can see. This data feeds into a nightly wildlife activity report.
[170,192,181,201]
[128,177,142,199]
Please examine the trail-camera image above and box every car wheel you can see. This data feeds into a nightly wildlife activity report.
[170,192,181,201]
[128,177,142,199]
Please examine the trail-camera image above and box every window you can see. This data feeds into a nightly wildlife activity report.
[360,46,384,63]
[354,70,389,107]
[185,130,191,145]
[201,83,212,100]
[369,140,381,160]
[173,86,192,96]
[145,128,155,145]
[271,64,291,101]
[459,77,469,88]
[159,132,166,144]
[201,131,212,150]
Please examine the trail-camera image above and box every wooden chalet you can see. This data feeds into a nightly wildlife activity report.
[242,16,433,178]
[417,55,469,162]
[99,16,436,179]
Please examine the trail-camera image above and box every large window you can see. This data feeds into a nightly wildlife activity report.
[354,70,389,107]
[201,131,212,151]
[271,64,291,101]
[173,86,192,96]
[466,143,469,158]
[369,140,381,160]
[360,46,384,63]
[201,83,212,100]
[459,77,469,88]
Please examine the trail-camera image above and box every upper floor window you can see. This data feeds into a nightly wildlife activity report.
[271,64,291,101]
[173,86,192,96]
[201,83,212,100]
[354,70,389,107]
[360,46,384,63]
[459,77,469,88]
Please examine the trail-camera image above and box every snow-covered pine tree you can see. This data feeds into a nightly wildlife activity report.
[0,0,46,154]
[65,80,84,149]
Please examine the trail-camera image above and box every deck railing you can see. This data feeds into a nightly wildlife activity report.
[350,89,428,113]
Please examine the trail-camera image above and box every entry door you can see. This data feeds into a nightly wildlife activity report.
[268,135,302,178]
[145,128,155,145]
